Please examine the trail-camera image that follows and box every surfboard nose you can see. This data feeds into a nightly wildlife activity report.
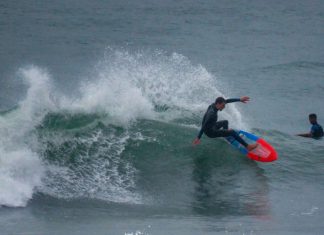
[247,138,278,162]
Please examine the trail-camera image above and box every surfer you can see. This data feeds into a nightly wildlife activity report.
[297,113,324,139]
[193,96,258,151]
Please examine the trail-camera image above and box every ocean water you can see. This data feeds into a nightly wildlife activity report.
[1,0,324,234]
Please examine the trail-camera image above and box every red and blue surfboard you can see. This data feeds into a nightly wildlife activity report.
[225,130,277,162]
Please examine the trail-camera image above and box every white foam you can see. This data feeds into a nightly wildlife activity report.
[62,71,155,125]
[0,50,248,207]
[39,130,142,204]
[59,49,246,128]
[0,66,54,207]
[0,149,43,207]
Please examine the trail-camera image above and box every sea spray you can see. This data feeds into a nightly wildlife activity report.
[1,49,248,207]
[60,49,246,128]
[0,66,54,207]
[0,149,43,207]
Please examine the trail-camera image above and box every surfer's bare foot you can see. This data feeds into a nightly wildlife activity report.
[247,143,258,151]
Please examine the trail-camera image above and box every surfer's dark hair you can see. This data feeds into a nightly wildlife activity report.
[309,113,317,119]
[215,97,226,104]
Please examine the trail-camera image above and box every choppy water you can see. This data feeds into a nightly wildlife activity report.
[1,0,324,234]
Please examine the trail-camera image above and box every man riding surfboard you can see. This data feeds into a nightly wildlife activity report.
[193,96,258,151]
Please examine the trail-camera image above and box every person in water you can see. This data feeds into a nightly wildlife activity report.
[297,113,324,139]
[193,96,258,151]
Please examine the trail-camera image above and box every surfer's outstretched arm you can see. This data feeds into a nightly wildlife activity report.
[193,105,215,145]
[226,96,250,104]
[193,128,204,145]
[296,133,312,138]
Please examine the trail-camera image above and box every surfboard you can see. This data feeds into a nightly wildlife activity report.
[225,130,277,162]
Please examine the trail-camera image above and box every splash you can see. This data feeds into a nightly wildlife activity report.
[0,49,247,207]
[0,66,54,207]
[61,49,245,127]
[0,149,43,207]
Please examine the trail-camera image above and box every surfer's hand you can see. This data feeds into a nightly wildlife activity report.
[240,96,250,103]
[192,138,201,146]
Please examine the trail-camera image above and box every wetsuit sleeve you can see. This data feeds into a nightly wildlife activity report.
[197,108,214,139]
[197,128,204,139]
[225,98,240,103]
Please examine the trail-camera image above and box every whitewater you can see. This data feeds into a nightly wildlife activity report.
[0,50,247,207]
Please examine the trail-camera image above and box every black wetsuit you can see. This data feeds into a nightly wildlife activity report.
[197,98,248,147]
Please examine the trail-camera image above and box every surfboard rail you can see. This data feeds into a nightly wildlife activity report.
[225,130,278,162]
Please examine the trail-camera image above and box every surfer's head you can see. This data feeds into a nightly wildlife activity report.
[215,97,226,111]
[309,113,318,124]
